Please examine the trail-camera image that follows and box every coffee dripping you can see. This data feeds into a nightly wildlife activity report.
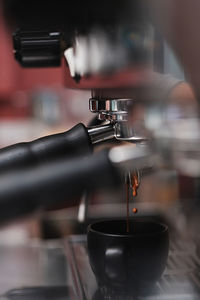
[125,171,140,233]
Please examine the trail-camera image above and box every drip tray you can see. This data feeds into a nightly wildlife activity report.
[4,286,72,300]
[65,235,200,300]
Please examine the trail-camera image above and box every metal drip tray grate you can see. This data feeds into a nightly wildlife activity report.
[65,235,200,300]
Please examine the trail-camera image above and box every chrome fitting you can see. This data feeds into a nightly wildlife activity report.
[89,98,133,122]
[89,98,147,142]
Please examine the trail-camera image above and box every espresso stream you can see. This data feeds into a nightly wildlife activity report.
[126,173,139,233]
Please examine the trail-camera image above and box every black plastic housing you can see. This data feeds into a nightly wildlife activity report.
[0,123,92,173]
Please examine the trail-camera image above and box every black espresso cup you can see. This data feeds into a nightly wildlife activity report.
[87,219,169,294]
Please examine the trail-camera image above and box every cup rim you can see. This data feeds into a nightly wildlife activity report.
[87,218,168,238]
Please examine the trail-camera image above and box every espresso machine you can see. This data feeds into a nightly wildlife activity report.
[1,0,200,299]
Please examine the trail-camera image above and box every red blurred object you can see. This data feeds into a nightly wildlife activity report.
[0,12,64,95]
[0,3,64,119]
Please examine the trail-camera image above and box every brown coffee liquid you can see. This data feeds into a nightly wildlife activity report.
[132,207,138,214]
[132,173,139,197]
[126,172,139,233]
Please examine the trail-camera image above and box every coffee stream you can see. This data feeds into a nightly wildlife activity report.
[126,172,139,233]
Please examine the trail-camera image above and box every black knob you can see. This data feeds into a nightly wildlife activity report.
[13,29,62,67]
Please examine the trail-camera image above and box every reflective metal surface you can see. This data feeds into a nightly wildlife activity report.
[88,124,115,144]
[114,122,147,142]
[0,240,75,299]
[89,98,133,122]
[89,98,148,141]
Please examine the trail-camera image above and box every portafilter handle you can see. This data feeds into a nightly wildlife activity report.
[0,123,114,174]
